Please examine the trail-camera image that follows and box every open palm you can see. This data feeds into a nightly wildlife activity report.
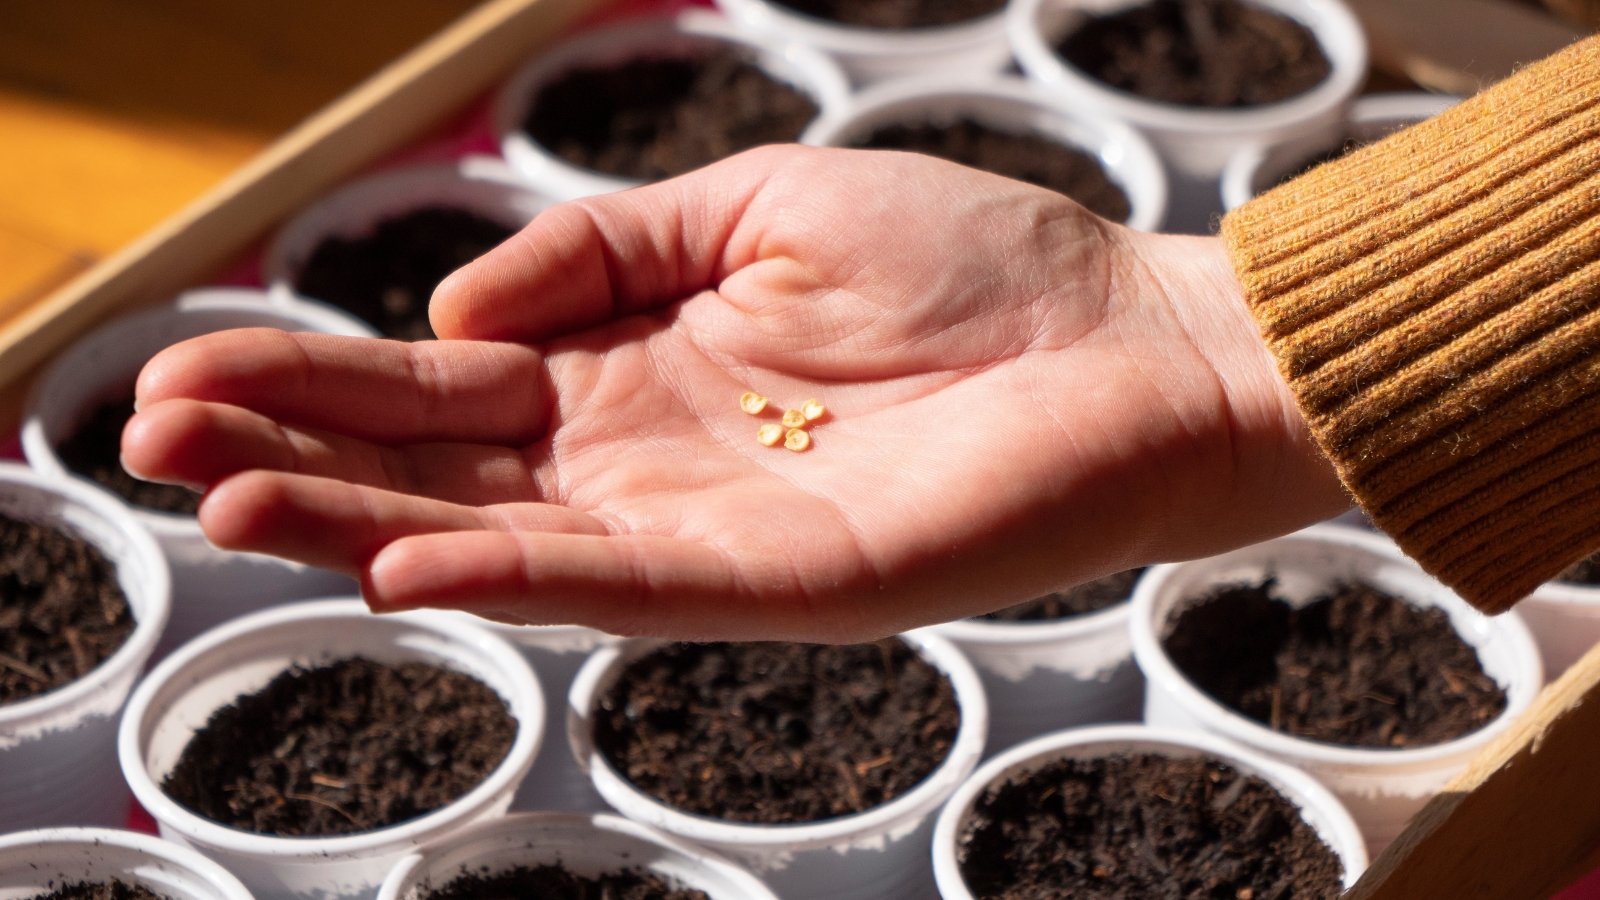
[125,146,1343,640]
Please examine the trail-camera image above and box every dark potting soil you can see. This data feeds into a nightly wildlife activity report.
[980,568,1146,622]
[1268,118,1424,190]
[56,393,201,515]
[0,513,133,706]
[957,752,1344,899]
[1555,551,1600,585]
[1267,142,1357,191]
[593,640,961,824]
[1162,578,1507,748]
[162,657,516,836]
[26,882,167,900]
[294,206,517,341]
[421,864,710,900]
[1056,0,1331,108]
[769,0,1005,29]
[522,48,818,182]
[852,119,1132,223]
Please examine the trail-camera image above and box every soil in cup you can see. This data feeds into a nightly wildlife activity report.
[1266,142,1357,190]
[0,513,134,706]
[56,393,201,515]
[957,752,1344,899]
[593,640,960,823]
[851,119,1132,222]
[1268,117,1431,191]
[1555,551,1600,585]
[162,657,516,836]
[1055,0,1331,108]
[294,206,517,341]
[769,0,1005,29]
[26,882,167,900]
[420,864,709,900]
[979,568,1146,622]
[1162,578,1508,748]
[522,45,817,182]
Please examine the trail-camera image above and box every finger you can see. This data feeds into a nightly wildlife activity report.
[363,530,853,642]
[136,329,551,445]
[430,144,798,343]
[198,471,604,575]
[124,399,540,505]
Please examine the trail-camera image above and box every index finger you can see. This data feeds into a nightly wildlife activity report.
[136,329,552,445]
[428,144,797,344]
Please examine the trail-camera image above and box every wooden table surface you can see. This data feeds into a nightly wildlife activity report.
[0,0,485,322]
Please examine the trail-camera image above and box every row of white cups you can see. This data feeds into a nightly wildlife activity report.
[488,0,1393,233]
[0,390,1556,900]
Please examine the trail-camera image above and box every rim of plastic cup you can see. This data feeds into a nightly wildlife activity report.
[0,827,254,899]
[119,599,545,859]
[712,0,1009,59]
[569,631,988,852]
[0,462,170,733]
[928,593,1132,648]
[481,619,616,651]
[929,724,1370,899]
[262,156,552,310]
[1219,91,1463,210]
[21,288,370,540]
[496,9,852,201]
[1128,524,1543,767]
[800,74,1168,232]
[1526,576,1600,609]
[378,811,781,900]
[1007,0,1368,136]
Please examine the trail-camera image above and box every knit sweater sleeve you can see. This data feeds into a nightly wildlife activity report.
[1221,35,1600,614]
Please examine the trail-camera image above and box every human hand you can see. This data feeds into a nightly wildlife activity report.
[124,145,1346,641]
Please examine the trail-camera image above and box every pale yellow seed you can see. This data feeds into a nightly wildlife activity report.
[739,391,769,415]
[757,423,785,446]
[801,398,826,421]
[784,428,811,452]
[781,408,806,429]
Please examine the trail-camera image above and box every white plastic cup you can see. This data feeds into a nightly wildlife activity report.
[0,828,253,900]
[119,599,545,900]
[377,812,777,900]
[0,464,170,832]
[22,289,368,661]
[712,0,1012,85]
[569,633,988,900]
[473,621,615,812]
[930,724,1369,898]
[1220,92,1462,210]
[1129,524,1543,855]
[263,156,553,322]
[923,595,1142,757]
[800,74,1168,231]
[496,10,851,201]
[1008,0,1368,233]
[1518,578,1600,680]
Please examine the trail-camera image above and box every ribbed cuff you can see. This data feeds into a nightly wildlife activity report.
[1222,35,1600,613]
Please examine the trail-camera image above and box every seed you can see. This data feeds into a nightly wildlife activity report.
[781,408,806,429]
[784,428,811,452]
[739,391,768,415]
[801,399,826,421]
[757,424,784,447]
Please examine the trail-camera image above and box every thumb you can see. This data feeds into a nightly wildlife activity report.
[430,144,796,343]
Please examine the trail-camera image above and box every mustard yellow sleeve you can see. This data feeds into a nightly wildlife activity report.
[1221,35,1600,613]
